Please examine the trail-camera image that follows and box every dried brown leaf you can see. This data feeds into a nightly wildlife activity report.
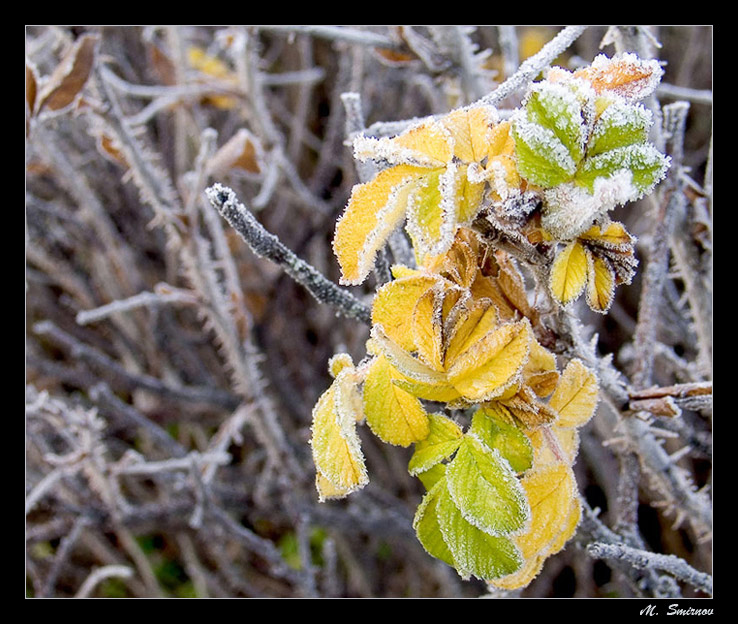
[37,34,99,114]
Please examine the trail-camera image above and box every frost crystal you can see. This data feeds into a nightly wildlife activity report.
[542,170,636,240]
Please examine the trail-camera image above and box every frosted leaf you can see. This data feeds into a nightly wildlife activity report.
[512,113,577,188]
[524,82,587,164]
[413,479,457,568]
[435,162,463,255]
[576,143,670,196]
[445,434,530,537]
[435,481,524,580]
[333,165,425,285]
[328,352,354,378]
[542,171,638,240]
[408,412,464,476]
[447,319,532,403]
[310,373,368,501]
[515,462,576,560]
[371,272,441,352]
[578,53,664,100]
[353,134,447,169]
[363,355,429,447]
[585,250,616,313]
[370,324,447,385]
[334,366,365,426]
[588,98,652,156]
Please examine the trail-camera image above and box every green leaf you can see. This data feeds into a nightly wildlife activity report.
[408,413,464,476]
[588,100,651,156]
[416,462,447,490]
[575,143,669,195]
[470,404,533,474]
[413,479,457,568]
[445,435,530,536]
[435,482,524,580]
[512,118,575,188]
[525,83,586,164]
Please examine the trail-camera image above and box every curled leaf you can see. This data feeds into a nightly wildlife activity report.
[585,251,616,313]
[206,128,263,176]
[36,34,99,114]
[310,371,368,501]
[334,164,426,285]
[447,319,532,403]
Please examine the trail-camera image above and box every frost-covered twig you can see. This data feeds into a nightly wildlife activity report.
[256,25,400,49]
[75,284,199,325]
[587,542,712,596]
[480,25,588,107]
[206,183,372,324]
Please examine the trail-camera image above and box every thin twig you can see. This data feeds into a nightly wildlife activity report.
[205,183,371,325]
[587,541,712,596]
[479,25,588,107]
[74,565,134,598]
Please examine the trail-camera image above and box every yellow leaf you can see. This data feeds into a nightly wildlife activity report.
[515,462,576,559]
[528,426,580,466]
[393,120,454,165]
[328,353,354,378]
[454,167,487,224]
[439,105,499,164]
[412,287,445,370]
[310,375,368,500]
[392,376,463,404]
[579,221,634,249]
[372,273,441,351]
[488,553,546,590]
[447,320,532,402]
[549,359,599,428]
[334,164,426,285]
[315,472,354,501]
[549,241,588,305]
[363,355,430,447]
[585,251,616,313]
[484,121,522,197]
[444,296,499,366]
[370,324,447,386]
[547,496,582,556]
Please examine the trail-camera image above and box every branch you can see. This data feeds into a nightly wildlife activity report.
[587,541,712,596]
[205,183,372,325]
[479,26,588,107]
[74,565,134,598]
